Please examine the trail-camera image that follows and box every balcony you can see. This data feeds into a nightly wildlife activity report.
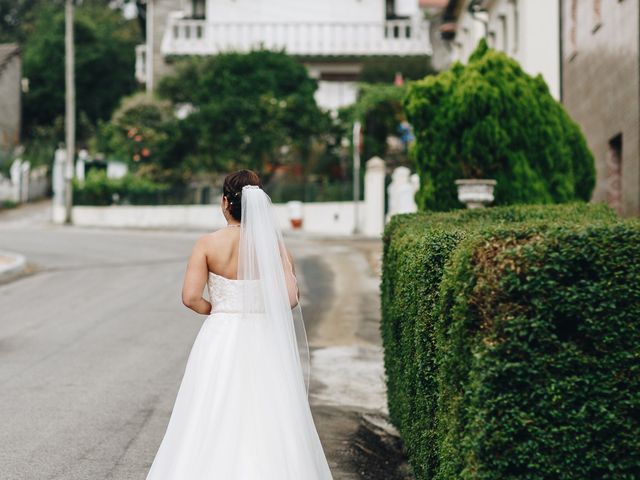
[161,15,432,57]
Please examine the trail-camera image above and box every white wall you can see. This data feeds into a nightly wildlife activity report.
[517,0,559,99]
[72,201,367,236]
[315,81,359,111]
[452,0,560,99]
[205,0,388,24]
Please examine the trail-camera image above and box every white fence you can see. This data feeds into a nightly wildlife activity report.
[0,159,49,204]
[161,17,431,56]
[61,158,391,237]
[54,157,419,237]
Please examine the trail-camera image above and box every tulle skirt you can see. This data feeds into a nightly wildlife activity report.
[146,313,333,480]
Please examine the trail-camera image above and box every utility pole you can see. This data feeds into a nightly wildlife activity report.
[352,121,361,235]
[64,0,75,224]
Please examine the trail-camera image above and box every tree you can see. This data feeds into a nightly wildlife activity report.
[404,39,596,211]
[157,50,330,176]
[0,0,44,43]
[341,83,408,164]
[21,1,140,141]
[96,93,182,179]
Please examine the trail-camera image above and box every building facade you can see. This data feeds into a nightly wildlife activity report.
[561,0,639,216]
[136,0,433,110]
[0,44,21,149]
[435,0,560,98]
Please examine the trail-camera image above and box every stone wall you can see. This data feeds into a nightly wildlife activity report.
[561,0,640,216]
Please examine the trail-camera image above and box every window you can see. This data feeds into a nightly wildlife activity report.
[386,0,395,19]
[607,134,623,213]
[192,0,205,19]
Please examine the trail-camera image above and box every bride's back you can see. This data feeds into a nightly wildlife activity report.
[204,227,241,280]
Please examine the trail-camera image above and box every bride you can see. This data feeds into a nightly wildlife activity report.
[146,170,333,479]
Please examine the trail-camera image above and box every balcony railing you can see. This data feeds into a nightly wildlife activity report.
[161,16,431,57]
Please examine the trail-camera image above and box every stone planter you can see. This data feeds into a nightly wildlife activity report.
[455,179,497,209]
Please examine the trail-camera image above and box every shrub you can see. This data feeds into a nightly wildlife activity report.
[96,93,178,175]
[404,40,595,211]
[73,170,168,206]
[381,204,640,479]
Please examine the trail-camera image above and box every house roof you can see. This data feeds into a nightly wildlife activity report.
[0,43,21,71]
[419,0,449,7]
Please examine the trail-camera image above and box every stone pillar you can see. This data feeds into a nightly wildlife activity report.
[386,166,418,222]
[76,149,88,183]
[363,156,386,237]
[19,161,30,202]
[9,159,22,202]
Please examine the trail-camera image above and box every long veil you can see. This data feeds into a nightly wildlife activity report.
[238,185,310,394]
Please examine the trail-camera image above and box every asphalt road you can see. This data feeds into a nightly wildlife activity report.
[0,203,407,480]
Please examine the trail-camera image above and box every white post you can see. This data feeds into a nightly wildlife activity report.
[20,161,30,203]
[352,121,362,234]
[52,147,67,224]
[363,156,386,237]
[76,149,88,183]
[9,159,21,203]
[386,166,418,222]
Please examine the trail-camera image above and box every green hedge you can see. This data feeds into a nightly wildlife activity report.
[381,204,640,479]
[73,169,169,206]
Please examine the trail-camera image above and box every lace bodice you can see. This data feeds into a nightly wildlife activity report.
[207,271,263,314]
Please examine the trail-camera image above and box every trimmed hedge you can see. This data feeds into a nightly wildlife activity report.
[381,204,640,479]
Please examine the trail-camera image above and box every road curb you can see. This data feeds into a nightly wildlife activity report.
[0,250,27,283]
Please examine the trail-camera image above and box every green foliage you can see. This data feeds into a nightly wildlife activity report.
[359,55,434,84]
[381,203,640,479]
[72,169,168,206]
[0,0,46,43]
[22,1,140,140]
[96,93,186,181]
[341,83,407,161]
[404,39,596,211]
[157,50,330,175]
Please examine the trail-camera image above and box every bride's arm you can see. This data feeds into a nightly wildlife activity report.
[182,237,212,315]
[283,248,300,308]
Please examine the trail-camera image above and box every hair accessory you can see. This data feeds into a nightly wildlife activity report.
[242,185,261,191]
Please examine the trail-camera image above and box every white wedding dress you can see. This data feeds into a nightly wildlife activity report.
[147,186,333,480]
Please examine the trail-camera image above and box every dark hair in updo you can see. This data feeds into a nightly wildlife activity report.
[222,169,262,221]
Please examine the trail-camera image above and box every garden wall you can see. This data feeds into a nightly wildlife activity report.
[70,201,365,235]
[381,203,639,479]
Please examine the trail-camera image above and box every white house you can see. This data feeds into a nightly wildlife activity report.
[436,0,560,99]
[136,0,433,110]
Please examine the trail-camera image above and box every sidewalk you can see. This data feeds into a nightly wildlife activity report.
[297,238,413,480]
[0,250,27,284]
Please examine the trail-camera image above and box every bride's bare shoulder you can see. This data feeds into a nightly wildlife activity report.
[190,229,222,250]
[193,228,238,251]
